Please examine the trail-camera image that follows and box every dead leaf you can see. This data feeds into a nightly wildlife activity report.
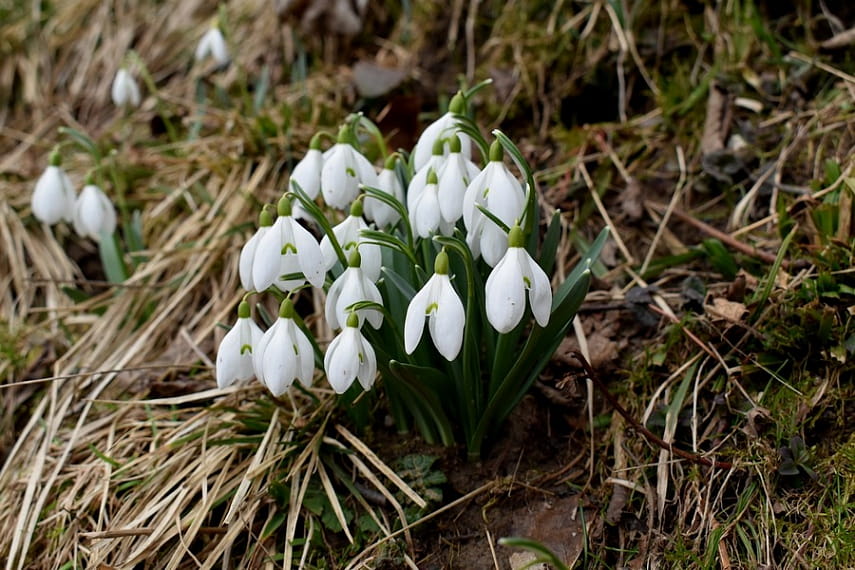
[701,82,731,156]
[618,177,643,221]
[706,297,747,323]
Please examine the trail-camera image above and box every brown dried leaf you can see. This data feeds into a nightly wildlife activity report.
[706,297,748,323]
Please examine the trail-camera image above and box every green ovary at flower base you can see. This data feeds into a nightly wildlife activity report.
[215,93,606,456]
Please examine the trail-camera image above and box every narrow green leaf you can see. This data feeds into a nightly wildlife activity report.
[99,231,128,283]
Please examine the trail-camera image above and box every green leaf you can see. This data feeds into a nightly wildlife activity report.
[99,231,128,283]
[498,537,571,570]
[539,209,562,275]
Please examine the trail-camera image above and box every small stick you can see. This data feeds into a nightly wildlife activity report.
[646,201,788,268]
[567,350,734,470]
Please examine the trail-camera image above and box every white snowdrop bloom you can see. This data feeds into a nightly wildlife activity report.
[462,141,526,266]
[485,225,552,334]
[252,197,325,293]
[239,207,274,291]
[324,313,377,394]
[404,250,465,361]
[324,251,384,330]
[412,92,472,171]
[364,155,405,228]
[411,170,453,237]
[406,139,447,213]
[195,26,230,66]
[216,301,264,389]
[73,183,117,241]
[319,199,381,281]
[32,151,75,225]
[320,127,378,210]
[437,135,480,224]
[290,135,325,200]
[111,68,141,108]
[253,300,314,396]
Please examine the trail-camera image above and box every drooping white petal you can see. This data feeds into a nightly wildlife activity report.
[437,152,479,224]
[365,167,404,227]
[321,144,376,210]
[523,253,552,327]
[252,218,287,291]
[290,148,324,199]
[485,248,527,333]
[462,161,525,265]
[289,319,315,387]
[319,216,381,282]
[290,219,325,287]
[32,166,75,225]
[239,226,269,291]
[411,183,442,238]
[253,319,278,384]
[324,328,360,393]
[356,335,377,390]
[480,223,509,267]
[404,282,432,354]
[429,275,465,360]
[326,267,383,330]
[262,321,300,396]
[111,69,141,108]
[196,27,230,66]
[216,316,263,388]
[73,184,116,241]
[406,155,445,212]
[413,113,472,171]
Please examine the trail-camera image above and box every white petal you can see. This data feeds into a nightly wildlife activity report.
[437,155,475,223]
[239,226,268,290]
[321,145,361,209]
[252,218,286,291]
[289,320,315,387]
[404,279,432,354]
[429,275,465,360]
[407,155,444,212]
[356,335,377,391]
[290,148,324,199]
[324,271,347,329]
[216,323,244,388]
[412,185,441,238]
[32,166,72,225]
[253,320,278,385]
[523,251,553,327]
[413,113,471,171]
[262,322,299,396]
[111,69,141,107]
[485,249,527,333]
[324,329,360,393]
[480,223,509,267]
[366,168,403,227]
[291,219,325,287]
[74,185,115,241]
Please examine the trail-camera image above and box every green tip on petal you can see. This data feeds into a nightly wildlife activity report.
[238,300,251,319]
[384,154,398,170]
[347,249,362,268]
[488,140,503,162]
[279,298,295,319]
[426,169,438,185]
[309,132,324,150]
[345,311,360,328]
[277,195,292,217]
[434,249,450,275]
[259,206,274,227]
[507,224,525,248]
[350,196,364,217]
[48,148,62,167]
[448,134,461,153]
[431,136,445,156]
[449,92,465,114]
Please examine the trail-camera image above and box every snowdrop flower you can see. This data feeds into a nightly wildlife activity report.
[485,225,552,333]
[319,198,381,281]
[111,68,141,108]
[437,135,480,225]
[404,249,465,360]
[411,170,452,237]
[463,140,526,266]
[320,125,378,210]
[239,207,274,291]
[406,138,447,212]
[73,181,117,241]
[325,250,383,330]
[253,299,314,396]
[364,155,404,228]
[252,196,325,293]
[216,301,264,389]
[195,25,230,66]
[290,133,324,200]
[412,92,472,171]
[31,149,75,225]
[324,312,377,394]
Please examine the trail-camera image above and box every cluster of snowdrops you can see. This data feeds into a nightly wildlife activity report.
[215,89,604,457]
